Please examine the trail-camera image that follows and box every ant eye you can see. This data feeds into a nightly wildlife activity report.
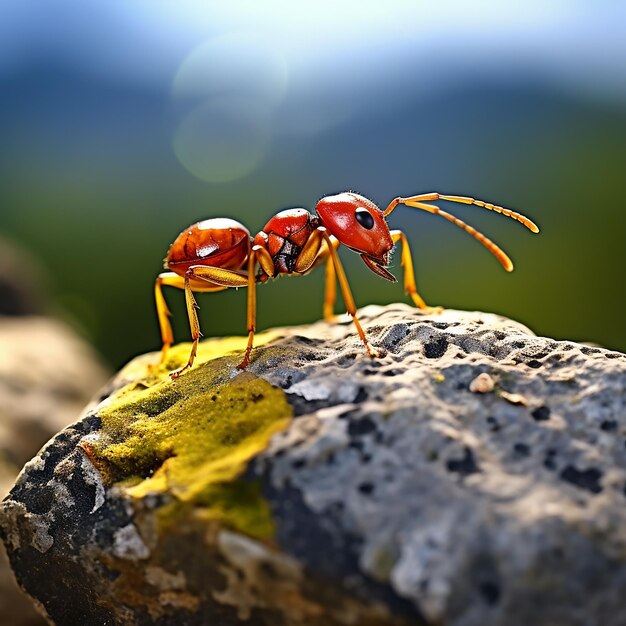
[355,208,374,229]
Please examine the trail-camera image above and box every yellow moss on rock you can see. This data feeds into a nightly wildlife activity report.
[90,336,293,541]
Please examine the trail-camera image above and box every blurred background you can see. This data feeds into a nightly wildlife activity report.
[1,1,625,369]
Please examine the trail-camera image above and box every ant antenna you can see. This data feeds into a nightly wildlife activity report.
[383,193,539,272]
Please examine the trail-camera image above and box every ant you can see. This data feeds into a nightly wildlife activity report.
[154,191,539,378]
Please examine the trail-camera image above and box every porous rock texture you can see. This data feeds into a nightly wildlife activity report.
[2,303,626,626]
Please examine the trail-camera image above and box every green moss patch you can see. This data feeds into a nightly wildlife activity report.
[90,344,292,541]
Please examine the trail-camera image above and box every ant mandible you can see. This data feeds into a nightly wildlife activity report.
[154,191,539,378]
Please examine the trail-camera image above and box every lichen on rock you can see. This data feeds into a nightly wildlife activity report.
[2,303,626,626]
[84,360,292,540]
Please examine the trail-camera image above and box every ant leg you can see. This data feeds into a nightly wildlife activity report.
[389,230,442,315]
[322,237,341,321]
[169,264,249,379]
[253,245,275,278]
[154,272,181,365]
[169,271,202,379]
[324,254,337,321]
[319,229,377,358]
[291,231,338,321]
[181,265,258,370]
[237,250,260,369]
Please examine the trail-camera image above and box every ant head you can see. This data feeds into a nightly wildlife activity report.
[315,192,396,282]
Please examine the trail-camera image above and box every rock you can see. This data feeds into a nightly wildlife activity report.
[0,237,47,316]
[0,315,109,626]
[2,303,626,626]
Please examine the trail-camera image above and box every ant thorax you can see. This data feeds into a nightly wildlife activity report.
[254,209,320,275]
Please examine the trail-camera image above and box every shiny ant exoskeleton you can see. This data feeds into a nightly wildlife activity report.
[155,191,539,378]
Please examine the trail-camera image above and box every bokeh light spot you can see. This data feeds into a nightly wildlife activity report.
[173,99,270,183]
[172,32,289,106]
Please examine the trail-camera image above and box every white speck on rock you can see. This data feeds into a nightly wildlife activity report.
[390,514,458,622]
[113,524,150,560]
[145,566,187,591]
[469,372,495,393]
[31,517,54,554]
[80,450,106,513]
[287,379,332,401]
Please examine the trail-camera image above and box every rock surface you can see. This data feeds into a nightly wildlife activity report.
[2,303,626,626]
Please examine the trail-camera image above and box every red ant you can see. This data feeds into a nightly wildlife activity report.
[155,192,539,378]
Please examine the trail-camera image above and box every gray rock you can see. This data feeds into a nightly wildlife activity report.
[2,303,626,625]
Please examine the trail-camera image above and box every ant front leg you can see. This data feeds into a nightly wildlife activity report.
[390,230,443,315]
[324,254,338,322]
[318,229,378,359]
[292,231,340,322]
[320,238,341,322]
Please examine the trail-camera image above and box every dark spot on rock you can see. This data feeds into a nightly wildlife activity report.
[354,387,368,403]
[295,335,321,345]
[381,324,409,348]
[27,486,56,515]
[431,322,450,330]
[280,375,293,389]
[287,395,333,417]
[339,408,359,420]
[512,340,526,349]
[606,353,621,359]
[527,359,542,369]
[382,368,404,377]
[358,482,375,495]
[260,561,280,580]
[600,419,617,432]
[560,465,603,494]
[292,458,305,469]
[446,447,479,476]
[494,330,506,340]
[250,392,264,403]
[362,453,372,463]
[210,394,217,401]
[486,416,500,432]
[513,442,531,458]
[336,353,358,367]
[581,346,601,355]
[348,416,378,437]
[479,581,501,606]
[544,448,557,470]
[532,406,551,422]
[424,337,448,359]
[528,351,550,359]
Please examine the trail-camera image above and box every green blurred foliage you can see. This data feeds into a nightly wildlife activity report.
[1,53,625,368]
